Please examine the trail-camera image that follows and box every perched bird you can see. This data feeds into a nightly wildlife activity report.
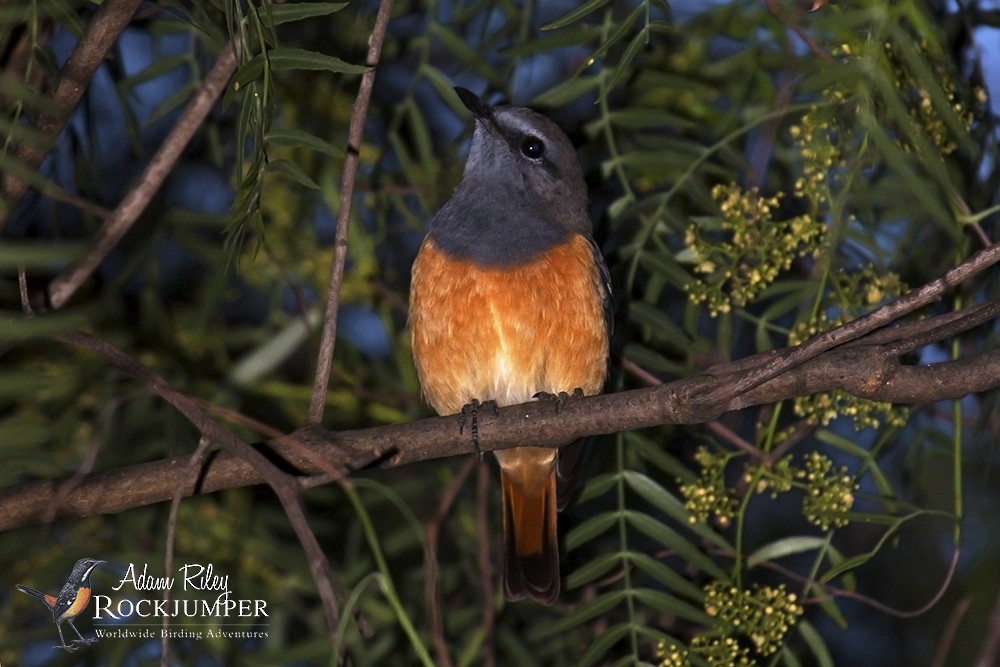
[16,557,105,651]
[409,87,611,604]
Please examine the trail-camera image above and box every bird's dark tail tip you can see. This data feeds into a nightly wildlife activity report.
[501,470,560,605]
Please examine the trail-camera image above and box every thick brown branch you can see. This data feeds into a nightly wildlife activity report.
[714,242,1000,403]
[1,330,997,531]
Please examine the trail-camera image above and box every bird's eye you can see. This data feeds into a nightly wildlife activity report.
[520,136,545,159]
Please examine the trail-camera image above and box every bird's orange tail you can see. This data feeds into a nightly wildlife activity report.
[500,466,559,604]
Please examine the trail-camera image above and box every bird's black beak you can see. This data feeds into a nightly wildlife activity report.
[454,87,497,129]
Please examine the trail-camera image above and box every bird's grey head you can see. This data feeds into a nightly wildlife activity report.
[455,87,589,233]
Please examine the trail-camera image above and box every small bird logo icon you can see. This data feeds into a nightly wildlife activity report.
[16,558,105,651]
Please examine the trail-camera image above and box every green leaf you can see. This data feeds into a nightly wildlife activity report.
[748,536,830,565]
[269,47,368,74]
[637,249,691,288]
[575,471,619,504]
[565,552,621,590]
[623,470,678,515]
[265,158,320,189]
[122,54,191,88]
[604,26,648,95]
[815,429,896,497]
[622,343,683,375]
[267,2,348,25]
[604,107,698,132]
[629,552,705,601]
[797,620,835,667]
[0,309,97,342]
[0,115,57,148]
[628,433,696,484]
[628,301,684,338]
[0,371,57,399]
[502,25,603,58]
[145,81,198,127]
[235,49,368,87]
[541,0,612,30]
[419,65,465,117]
[575,623,632,667]
[0,242,87,269]
[266,128,344,157]
[632,588,714,624]
[429,23,503,86]
[537,590,625,636]
[565,511,619,551]
[625,510,728,579]
[530,75,599,107]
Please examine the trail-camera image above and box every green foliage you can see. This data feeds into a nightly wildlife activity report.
[1,0,998,665]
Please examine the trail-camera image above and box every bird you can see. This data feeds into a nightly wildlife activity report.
[16,557,105,651]
[409,87,611,604]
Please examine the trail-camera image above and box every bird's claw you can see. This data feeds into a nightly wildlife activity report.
[460,399,498,458]
[533,388,585,414]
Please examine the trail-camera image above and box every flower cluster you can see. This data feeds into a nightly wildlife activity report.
[704,582,803,656]
[789,106,843,210]
[657,583,803,667]
[787,266,909,430]
[798,451,858,531]
[658,636,750,667]
[745,454,793,499]
[882,40,981,155]
[684,184,826,317]
[679,447,737,527]
[686,449,859,532]
[793,388,907,431]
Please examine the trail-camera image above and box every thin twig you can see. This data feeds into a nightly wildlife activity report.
[38,181,113,220]
[424,458,475,667]
[933,596,971,667]
[308,0,395,424]
[476,459,496,667]
[974,581,1000,667]
[0,0,144,230]
[745,543,961,619]
[764,0,832,62]
[161,436,212,667]
[47,37,241,309]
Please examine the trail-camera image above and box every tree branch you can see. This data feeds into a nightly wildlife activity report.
[46,37,241,309]
[714,242,1000,405]
[308,0,395,423]
[47,329,346,637]
[0,0,144,230]
[1,295,998,531]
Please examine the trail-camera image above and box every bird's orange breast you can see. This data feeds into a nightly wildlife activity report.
[409,233,609,418]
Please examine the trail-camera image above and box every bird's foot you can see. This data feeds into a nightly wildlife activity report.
[533,388,585,414]
[460,399,498,458]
